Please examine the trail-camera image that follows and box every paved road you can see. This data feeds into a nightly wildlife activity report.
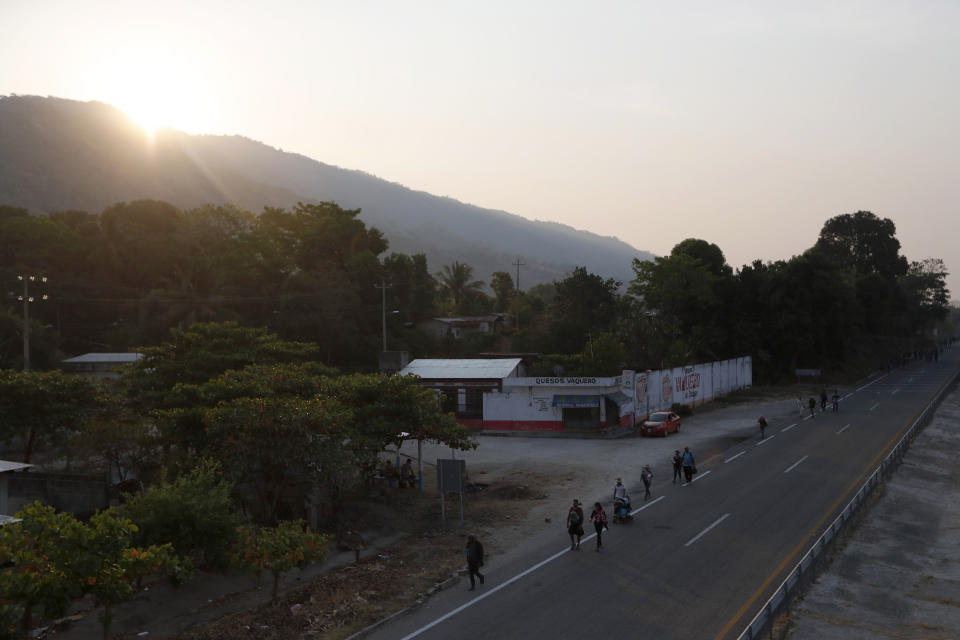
[369,350,960,640]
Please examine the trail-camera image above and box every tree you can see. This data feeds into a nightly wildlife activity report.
[436,261,485,314]
[204,395,353,523]
[232,521,331,601]
[490,271,514,312]
[550,267,621,354]
[0,371,107,463]
[815,211,908,279]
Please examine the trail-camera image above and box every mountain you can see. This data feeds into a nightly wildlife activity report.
[0,95,653,286]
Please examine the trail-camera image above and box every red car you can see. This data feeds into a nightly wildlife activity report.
[641,411,681,437]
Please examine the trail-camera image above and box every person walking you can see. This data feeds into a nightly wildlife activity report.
[758,415,768,439]
[831,390,840,413]
[672,450,683,483]
[820,389,828,413]
[567,499,584,550]
[641,464,653,500]
[613,478,628,503]
[808,397,817,418]
[681,447,696,483]
[796,395,805,417]
[465,533,484,591]
[590,502,607,551]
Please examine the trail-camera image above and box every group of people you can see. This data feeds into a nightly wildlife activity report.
[565,447,698,553]
[797,390,841,417]
[377,458,418,488]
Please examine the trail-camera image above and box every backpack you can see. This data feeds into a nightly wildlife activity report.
[568,509,582,526]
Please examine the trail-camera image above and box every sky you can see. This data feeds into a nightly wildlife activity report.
[2,0,959,296]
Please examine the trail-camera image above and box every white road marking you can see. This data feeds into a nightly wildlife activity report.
[629,494,665,516]
[784,455,809,473]
[684,513,731,547]
[724,451,746,463]
[891,388,900,395]
[691,470,711,483]
[756,435,775,446]
[781,423,797,432]
[844,393,853,399]
[907,377,914,383]
[869,403,880,411]
[857,372,890,392]
[836,424,851,435]
[399,494,667,639]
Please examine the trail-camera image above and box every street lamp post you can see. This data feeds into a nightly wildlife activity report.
[18,275,49,372]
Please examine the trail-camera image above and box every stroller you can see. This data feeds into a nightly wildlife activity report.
[613,495,633,523]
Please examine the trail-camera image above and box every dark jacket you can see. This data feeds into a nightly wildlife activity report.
[466,539,484,566]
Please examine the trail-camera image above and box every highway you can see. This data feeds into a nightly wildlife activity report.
[368,350,960,640]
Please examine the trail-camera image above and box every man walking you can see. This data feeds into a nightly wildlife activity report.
[641,465,653,500]
[832,390,840,412]
[681,447,696,483]
[465,533,484,591]
[758,415,768,439]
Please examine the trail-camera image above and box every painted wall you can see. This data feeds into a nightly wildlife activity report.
[634,356,752,420]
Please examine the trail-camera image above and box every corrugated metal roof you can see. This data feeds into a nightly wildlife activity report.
[0,515,23,526]
[0,460,33,473]
[61,353,143,364]
[400,358,522,379]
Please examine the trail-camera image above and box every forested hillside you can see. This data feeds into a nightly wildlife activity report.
[0,95,650,287]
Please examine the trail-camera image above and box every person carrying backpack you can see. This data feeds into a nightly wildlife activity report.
[567,499,584,550]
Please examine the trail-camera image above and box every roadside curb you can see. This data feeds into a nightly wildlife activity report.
[344,569,463,640]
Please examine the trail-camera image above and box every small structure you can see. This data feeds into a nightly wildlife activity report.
[400,358,524,420]
[60,352,142,378]
[1,459,33,525]
[421,315,505,340]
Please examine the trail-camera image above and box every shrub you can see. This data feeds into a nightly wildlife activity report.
[119,461,239,567]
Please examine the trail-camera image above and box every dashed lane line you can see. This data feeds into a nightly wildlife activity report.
[784,455,809,474]
[869,403,880,411]
[756,435,775,446]
[685,513,731,547]
[836,424,851,435]
[725,451,746,463]
[781,423,798,432]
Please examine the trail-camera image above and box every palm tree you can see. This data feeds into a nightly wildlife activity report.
[436,261,485,314]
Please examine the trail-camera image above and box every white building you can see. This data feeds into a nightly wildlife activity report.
[401,357,753,433]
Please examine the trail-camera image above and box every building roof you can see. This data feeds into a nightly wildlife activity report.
[0,460,33,473]
[428,315,503,326]
[400,358,522,379]
[61,352,143,364]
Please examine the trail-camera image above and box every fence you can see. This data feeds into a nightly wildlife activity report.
[7,471,113,517]
[736,368,960,640]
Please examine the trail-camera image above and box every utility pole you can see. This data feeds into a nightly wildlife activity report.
[511,256,525,331]
[18,275,48,372]
[374,279,393,351]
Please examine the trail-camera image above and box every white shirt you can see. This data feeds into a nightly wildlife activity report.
[613,483,627,500]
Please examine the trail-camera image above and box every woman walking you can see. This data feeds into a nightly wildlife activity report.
[672,450,683,483]
[567,499,584,550]
[590,502,607,551]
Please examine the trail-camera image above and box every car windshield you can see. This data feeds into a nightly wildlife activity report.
[650,412,670,422]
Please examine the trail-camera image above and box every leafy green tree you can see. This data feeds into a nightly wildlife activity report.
[0,503,87,633]
[0,371,107,463]
[436,261,485,314]
[119,461,240,567]
[550,267,621,354]
[232,521,331,601]
[99,200,183,291]
[204,395,353,523]
[490,271,514,312]
[815,210,908,279]
[581,332,626,375]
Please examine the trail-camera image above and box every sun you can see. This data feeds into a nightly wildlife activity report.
[122,98,168,135]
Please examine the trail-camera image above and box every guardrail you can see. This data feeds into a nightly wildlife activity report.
[736,368,960,640]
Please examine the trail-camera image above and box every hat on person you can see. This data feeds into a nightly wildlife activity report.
[616,477,622,482]
[467,533,475,539]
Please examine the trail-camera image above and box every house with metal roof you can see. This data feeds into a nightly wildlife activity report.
[61,352,142,378]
